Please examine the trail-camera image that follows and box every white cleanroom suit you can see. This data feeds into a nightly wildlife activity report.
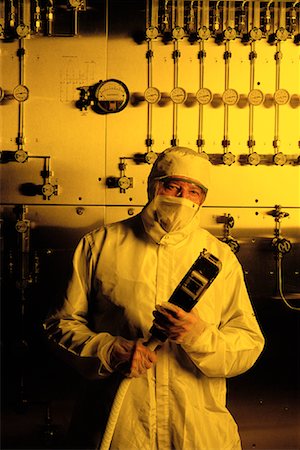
[44,147,265,450]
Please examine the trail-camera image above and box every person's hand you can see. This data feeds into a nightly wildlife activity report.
[152,302,207,346]
[109,337,157,378]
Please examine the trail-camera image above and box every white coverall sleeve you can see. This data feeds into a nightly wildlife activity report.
[181,261,265,378]
[43,236,116,378]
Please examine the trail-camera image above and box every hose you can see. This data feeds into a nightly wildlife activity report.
[99,337,160,450]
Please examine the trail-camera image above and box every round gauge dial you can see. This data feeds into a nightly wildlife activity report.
[14,149,28,163]
[224,27,236,40]
[144,151,158,164]
[276,27,289,41]
[13,84,29,102]
[274,88,290,105]
[69,0,82,7]
[248,89,264,106]
[172,26,185,40]
[222,89,239,106]
[16,23,30,38]
[94,79,130,114]
[118,176,131,190]
[273,152,287,166]
[248,152,261,166]
[249,27,263,41]
[15,220,29,233]
[144,87,161,104]
[222,152,235,166]
[198,26,210,40]
[196,88,213,105]
[170,87,187,104]
[42,183,55,197]
[146,26,159,39]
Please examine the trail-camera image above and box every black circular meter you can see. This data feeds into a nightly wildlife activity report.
[93,79,130,114]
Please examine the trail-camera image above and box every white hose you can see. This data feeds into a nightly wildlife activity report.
[99,337,161,450]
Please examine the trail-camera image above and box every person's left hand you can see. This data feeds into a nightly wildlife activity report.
[152,302,207,346]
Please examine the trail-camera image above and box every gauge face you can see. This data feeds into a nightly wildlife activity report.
[276,27,289,41]
[94,79,129,114]
[274,89,290,105]
[250,27,262,41]
[224,27,236,40]
[15,220,29,233]
[248,152,261,166]
[172,26,185,40]
[14,149,28,163]
[42,183,55,197]
[13,84,29,102]
[196,88,213,105]
[16,23,30,37]
[248,89,264,106]
[118,176,131,190]
[273,152,287,166]
[144,151,158,165]
[222,152,235,166]
[198,26,210,40]
[222,89,239,106]
[170,87,187,104]
[144,87,161,104]
[146,26,159,39]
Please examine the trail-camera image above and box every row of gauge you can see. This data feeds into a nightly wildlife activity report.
[2,82,296,107]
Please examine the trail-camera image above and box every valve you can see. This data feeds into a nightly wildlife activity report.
[106,176,133,193]
[267,205,292,256]
[217,214,240,254]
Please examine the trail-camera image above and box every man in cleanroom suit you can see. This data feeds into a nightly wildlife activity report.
[44,147,265,450]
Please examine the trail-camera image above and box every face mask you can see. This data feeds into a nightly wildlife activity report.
[154,195,199,232]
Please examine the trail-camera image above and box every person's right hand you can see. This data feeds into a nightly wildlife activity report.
[109,337,157,378]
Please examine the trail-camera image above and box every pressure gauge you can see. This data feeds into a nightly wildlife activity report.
[198,26,210,40]
[248,89,264,106]
[13,84,29,102]
[248,152,261,166]
[274,89,290,105]
[170,87,187,104]
[144,87,161,104]
[15,149,28,163]
[144,151,158,165]
[224,27,236,40]
[249,27,263,41]
[222,89,239,106]
[94,79,130,114]
[196,88,213,105]
[42,183,56,198]
[222,152,235,166]
[276,27,289,41]
[146,26,159,39]
[172,26,185,40]
[118,176,131,190]
[69,0,83,8]
[15,220,29,233]
[16,23,30,38]
[273,152,287,166]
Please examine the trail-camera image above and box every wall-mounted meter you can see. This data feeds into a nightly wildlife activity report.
[222,89,239,106]
[249,27,263,41]
[92,79,130,114]
[170,87,187,104]
[144,87,161,104]
[13,84,29,102]
[172,26,185,40]
[248,89,264,106]
[198,26,210,40]
[146,26,159,39]
[196,88,213,105]
[274,88,290,105]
